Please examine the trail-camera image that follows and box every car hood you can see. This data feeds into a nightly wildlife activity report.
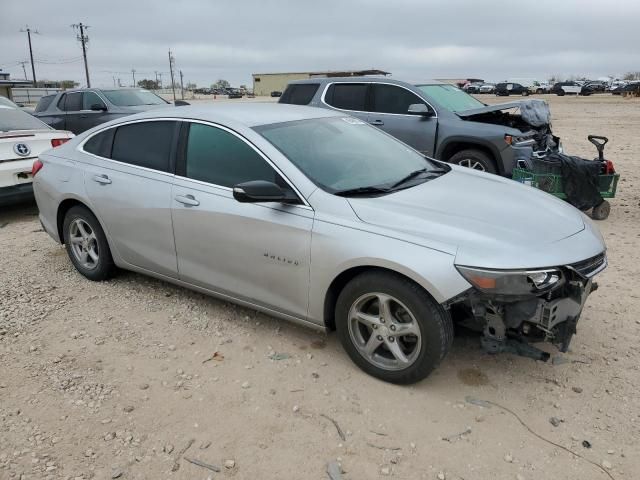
[456,99,551,128]
[346,167,606,269]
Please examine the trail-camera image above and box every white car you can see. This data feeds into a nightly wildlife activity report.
[0,100,73,205]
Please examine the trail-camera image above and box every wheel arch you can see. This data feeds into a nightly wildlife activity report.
[322,265,444,331]
[436,138,502,174]
[56,198,113,252]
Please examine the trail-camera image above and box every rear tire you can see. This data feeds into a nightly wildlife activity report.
[335,271,453,384]
[449,149,497,174]
[63,206,115,281]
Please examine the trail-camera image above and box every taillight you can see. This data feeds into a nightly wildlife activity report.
[51,138,70,148]
[32,159,43,176]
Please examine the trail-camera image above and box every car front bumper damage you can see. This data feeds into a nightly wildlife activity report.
[447,255,605,361]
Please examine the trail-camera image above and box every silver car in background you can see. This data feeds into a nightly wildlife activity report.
[32,104,606,384]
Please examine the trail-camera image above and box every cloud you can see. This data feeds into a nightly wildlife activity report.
[1,0,639,87]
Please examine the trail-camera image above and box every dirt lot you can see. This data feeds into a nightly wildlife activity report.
[1,94,639,480]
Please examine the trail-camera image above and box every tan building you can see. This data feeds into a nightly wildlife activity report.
[252,69,390,96]
[0,71,32,100]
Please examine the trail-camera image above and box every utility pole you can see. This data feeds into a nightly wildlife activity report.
[179,70,184,99]
[19,61,28,80]
[20,26,39,84]
[112,76,117,88]
[158,72,163,89]
[71,23,90,87]
[168,49,176,102]
[154,71,159,89]
[131,69,136,87]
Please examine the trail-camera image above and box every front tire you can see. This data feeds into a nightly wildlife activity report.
[335,271,453,384]
[63,206,115,281]
[449,149,497,174]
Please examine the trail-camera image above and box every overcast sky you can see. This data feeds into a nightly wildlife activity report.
[1,0,639,88]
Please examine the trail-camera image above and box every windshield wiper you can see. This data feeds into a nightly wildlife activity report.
[390,167,448,190]
[334,186,392,197]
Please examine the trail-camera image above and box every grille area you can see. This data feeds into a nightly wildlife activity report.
[569,252,606,278]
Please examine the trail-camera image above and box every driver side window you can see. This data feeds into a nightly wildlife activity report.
[184,123,279,188]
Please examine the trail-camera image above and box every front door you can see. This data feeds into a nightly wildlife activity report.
[171,121,313,320]
[368,83,437,156]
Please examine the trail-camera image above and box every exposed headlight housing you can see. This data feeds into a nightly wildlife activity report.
[456,266,563,296]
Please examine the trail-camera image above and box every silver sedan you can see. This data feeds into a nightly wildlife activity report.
[33,104,606,384]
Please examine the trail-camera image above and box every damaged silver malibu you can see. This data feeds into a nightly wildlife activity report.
[33,104,606,385]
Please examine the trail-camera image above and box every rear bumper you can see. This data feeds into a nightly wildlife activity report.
[0,183,34,205]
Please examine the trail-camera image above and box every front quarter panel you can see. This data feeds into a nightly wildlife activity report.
[307,201,471,326]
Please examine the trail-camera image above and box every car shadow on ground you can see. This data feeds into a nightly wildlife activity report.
[0,200,39,225]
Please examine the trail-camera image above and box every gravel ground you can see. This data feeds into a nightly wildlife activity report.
[1,94,639,480]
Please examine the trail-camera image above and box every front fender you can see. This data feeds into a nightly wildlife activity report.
[307,219,471,326]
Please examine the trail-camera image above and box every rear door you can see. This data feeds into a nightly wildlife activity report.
[171,121,313,319]
[368,83,437,156]
[59,92,83,133]
[82,119,180,277]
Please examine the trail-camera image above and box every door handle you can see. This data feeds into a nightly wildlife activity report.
[175,194,200,207]
[92,174,111,185]
[369,119,384,125]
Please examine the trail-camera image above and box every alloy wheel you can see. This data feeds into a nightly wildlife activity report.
[347,292,422,371]
[68,219,99,270]
[458,158,486,171]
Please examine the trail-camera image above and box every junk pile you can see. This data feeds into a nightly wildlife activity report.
[512,135,619,220]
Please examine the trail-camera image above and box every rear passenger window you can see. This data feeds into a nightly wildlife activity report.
[111,121,177,172]
[371,84,425,115]
[279,84,320,105]
[185,123,277,188]
[324,83,368,111]
[62,92,82,112]
[83,129,115,158]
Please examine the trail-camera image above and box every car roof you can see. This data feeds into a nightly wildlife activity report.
[287,76,445,87]
[58,87,143,94]
[106,102,343,127]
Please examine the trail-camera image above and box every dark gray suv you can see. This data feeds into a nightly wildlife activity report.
[279,77,559,175]
[33,88,172,134]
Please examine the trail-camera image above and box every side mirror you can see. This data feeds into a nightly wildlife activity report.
[174,100,190,106]
[407,103,433,117]
[233,180,300,204]
[91,103,107,111]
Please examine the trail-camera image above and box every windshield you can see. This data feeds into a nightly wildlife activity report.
[0,106,51,132]
[101,89,168,106]
[255,117,445,194]
[416,84,484,112]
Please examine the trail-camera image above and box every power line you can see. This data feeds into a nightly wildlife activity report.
[71,23,90,87]
[19,25,39,84]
